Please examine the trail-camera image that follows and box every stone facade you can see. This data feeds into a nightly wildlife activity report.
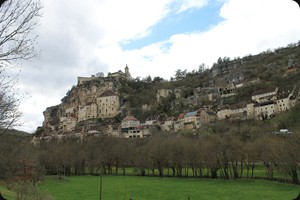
[251,87,278,103]
[217,86,297,120]
[97,90,120,118]
[121,116,150,138]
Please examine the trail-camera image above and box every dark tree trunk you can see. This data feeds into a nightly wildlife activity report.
[171,167,176,177]
[122,162,126,175]
[210,168,218,179]
[289,167,300,185]
[232,162,239,179]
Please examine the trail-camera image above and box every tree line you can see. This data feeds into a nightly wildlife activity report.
[1,122,300,187]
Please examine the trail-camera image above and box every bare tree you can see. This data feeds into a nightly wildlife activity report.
[0,0,42,134]
[0,0,42,61]
[0,64,21,135]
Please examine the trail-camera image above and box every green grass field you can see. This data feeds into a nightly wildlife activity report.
[0,182,16,199]
[39,175,300,200]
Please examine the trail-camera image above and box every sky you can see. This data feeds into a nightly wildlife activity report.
[8,0,300,133]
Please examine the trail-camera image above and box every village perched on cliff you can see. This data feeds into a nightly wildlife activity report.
[33,42,300,143]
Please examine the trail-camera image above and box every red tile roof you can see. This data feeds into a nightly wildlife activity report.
[123,116,138,121]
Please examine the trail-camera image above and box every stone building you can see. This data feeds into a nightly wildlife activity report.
[97,90,120,118]
[121,116,150,138]
[78,103,98,122]
[217,86,298,120]
[77,76,97,85]
[251,87,278,103]
[60,116,77,132]
[107,65,131,80]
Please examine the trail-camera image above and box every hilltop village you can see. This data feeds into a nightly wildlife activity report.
[33,43,300,143]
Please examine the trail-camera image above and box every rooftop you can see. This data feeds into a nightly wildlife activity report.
[123,116,139,122]
[252,87,278,97]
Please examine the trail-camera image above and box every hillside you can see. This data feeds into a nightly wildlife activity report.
[0,129,31,137]
[35,41,300,140]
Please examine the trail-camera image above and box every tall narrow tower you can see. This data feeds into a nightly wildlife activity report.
[125,64,130,80]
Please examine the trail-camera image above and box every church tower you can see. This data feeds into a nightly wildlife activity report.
[125,64,130,80]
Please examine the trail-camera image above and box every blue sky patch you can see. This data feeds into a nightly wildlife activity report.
[121,2,223,51]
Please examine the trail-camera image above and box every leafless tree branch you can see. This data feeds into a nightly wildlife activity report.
[0,0,42,134]
[0,0,42,62]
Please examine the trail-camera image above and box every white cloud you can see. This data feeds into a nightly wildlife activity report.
[177,0,209,13]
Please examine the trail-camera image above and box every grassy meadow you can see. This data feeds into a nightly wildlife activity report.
[38,175,300,200]
[0,182,16,199]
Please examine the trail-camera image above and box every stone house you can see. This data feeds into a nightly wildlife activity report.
[198,109,217,125]
[125,127,150,138]
[253,101,276,120]
[217,103,248,120]
[121,116,140,132]
[251,87,278,103]
[97,90,120,118]
[276,90,297,112]
[78,103,98,122]
[121,116,150,138]
[252,88,297,119]
[217,86,298,120]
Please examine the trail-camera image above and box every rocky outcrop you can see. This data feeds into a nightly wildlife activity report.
[40,75,123,137]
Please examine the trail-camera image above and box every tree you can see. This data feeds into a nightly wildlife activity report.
[0,0,42,62]
[0,66,21,135]
[0,0,42,134]
[142,75,152,83]
[276,134,300,185]
[147,135,169,177]
[174,69,187,81]
[198,63,206,73]
[152,76,164,83]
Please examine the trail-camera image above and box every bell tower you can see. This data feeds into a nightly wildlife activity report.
[125,64,130,80]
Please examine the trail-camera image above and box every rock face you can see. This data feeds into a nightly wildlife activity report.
[39,67,130,137]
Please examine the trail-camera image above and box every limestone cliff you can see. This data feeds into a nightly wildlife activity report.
[39,68,129,137]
